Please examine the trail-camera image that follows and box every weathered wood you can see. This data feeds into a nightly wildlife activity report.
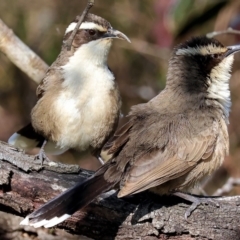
[0,140,240,240]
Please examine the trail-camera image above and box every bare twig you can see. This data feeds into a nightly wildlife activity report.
[206,27,240,38]
[65,0,94,50]
[213,177,240,196]
[0,19,48,84]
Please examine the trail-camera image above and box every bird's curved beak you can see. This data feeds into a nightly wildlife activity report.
[225,45,240,57]
[102,29,131,43]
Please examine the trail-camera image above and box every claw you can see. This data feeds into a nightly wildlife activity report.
[34,150,50,166]
[173,192,220,219]
[34,140,51,165]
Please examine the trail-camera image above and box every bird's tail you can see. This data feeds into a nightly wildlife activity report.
[20,171,113,228]
[8,123,45,150]
[8,123,68,155]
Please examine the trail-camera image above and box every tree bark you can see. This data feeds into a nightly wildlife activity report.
[0,141,240,240]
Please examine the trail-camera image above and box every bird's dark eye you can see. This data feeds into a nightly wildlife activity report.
[88,29,96,36]
[211,54,220,58]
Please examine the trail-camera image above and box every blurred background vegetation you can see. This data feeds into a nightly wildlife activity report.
[1,0,240,198]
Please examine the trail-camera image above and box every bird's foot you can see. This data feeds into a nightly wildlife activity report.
[34,148,51,166]
[34,139,52,166]
[173,192,220,220]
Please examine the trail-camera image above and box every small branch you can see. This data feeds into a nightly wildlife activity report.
[0,18,48,84]
[65,0,94,50]
[206,27,240,38]
[213,177,240,196]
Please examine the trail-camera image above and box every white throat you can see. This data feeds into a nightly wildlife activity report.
[61,39,114,93]
[66,38,112,68]
[207,55,234,119]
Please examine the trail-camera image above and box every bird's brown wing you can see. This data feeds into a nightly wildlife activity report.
[103,118,133,156]
[36,68,62,99]
[36,70,49,99]
[36,79,47,99]
[117,127,217,197]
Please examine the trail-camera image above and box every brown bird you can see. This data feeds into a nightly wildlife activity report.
[8,13,130,164]
[20,36,240,228]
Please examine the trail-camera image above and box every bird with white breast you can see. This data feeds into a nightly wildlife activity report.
[8,13,130,164]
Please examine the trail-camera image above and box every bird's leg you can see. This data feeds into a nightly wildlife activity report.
[34,140,50,165]
[92,149,105,165]
[97,155,104,165]
[173,192,220,219]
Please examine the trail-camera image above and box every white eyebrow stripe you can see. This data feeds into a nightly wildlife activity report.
[65,22,107,34]
[176,45,226,56]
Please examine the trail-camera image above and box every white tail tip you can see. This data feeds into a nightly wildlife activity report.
[20,214,71,228]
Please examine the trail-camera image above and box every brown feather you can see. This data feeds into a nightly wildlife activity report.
[104,119,133,155]
[117,128,217,197]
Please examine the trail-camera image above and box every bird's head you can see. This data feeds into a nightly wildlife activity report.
[166,36,240,117]
[167,36,240,93]
[63,13,130,64]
